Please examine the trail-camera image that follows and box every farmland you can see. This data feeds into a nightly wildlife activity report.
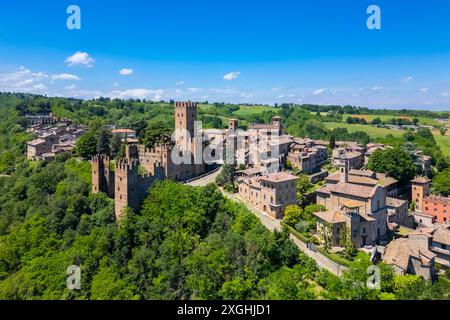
[323,122,450,156]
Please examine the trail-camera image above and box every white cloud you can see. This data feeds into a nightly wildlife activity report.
[278,94,285,99]
[110,89,153,99]
[52,73,81,81]
[113,82,119,87]
[272,87,281,91]
[313,88,325,95]
[65,51,95,67]
[442,92,449,97]
[401,76,414,83]
[0,66,48,90]
[241,93,253,98]
[176,80,185,85]
[187,87,202,93]
[119,68,133,76]
[223,72,240,81]
[32,84,47,90]
[419,88,429,92]
[65,84,77,90]
[372,86,383,91]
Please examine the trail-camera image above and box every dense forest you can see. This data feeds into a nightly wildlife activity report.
[0,92,449,300]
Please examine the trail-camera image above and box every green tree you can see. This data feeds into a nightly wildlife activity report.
[368,148,417,183]
[75,131,98,158]
[141,121,172,149]
[110,133,123,158]
[432,168,450,196]
[215,164,235,189]
[329,133,336,149]
[284,205,302,226]
[96,126,112,155]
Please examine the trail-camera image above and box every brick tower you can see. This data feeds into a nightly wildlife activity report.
[175,101,197,151]
[411,177,431,212]
[174,101,205,178]
[114,158,140,221]
[91,155,114,196]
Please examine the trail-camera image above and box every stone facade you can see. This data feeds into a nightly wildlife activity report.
[314,161,388,248]
[237,171,298,219]
[332,144,365,170]
[287,140,328,175]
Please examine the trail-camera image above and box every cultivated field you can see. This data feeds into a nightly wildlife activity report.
[323,122,450,157]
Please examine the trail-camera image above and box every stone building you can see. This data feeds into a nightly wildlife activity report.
[237,170,298,219]
[325,169,398,198]
[287,139,328,175]
[332,144,365,170]
[92,102,206,221]
[314,160,388,248]
[383,232,436,280]
[26,121,86,161]
[386,197,415,230]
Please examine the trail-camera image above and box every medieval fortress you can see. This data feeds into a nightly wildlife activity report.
[91,101,293,220]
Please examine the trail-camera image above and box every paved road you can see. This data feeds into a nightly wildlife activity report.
[186,168,221,187]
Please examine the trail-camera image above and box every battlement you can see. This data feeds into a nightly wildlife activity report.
[92,154,110,164]
[175,101,197,108]
[139,143,173,156]
[115,158,139,172]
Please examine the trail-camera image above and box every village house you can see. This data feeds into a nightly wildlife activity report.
[325,169,399,198]
[383,232,436,280]
[332,144,365,170]
[237,170,298,219]
[386,197,415,230]
[26,117,86,161]
[383,224,450,279]
[287,138,328,175]
[411,176,450,225]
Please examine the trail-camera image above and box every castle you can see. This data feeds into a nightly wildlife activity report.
[91,102,206,220]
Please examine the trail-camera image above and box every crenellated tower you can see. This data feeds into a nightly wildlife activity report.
[114,158,140,221]
[91,154,115,197]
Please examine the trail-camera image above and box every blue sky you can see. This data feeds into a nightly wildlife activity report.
[1,0,450,110]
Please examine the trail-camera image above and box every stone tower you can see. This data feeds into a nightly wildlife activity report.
[175,101,197,151]
[228,118,239,131]
[411,177,431,212]
[91,155,114,196]
[114,158,140,221]
[174,101,205,177]
[339,159,349,183]
[272,116,282,136]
